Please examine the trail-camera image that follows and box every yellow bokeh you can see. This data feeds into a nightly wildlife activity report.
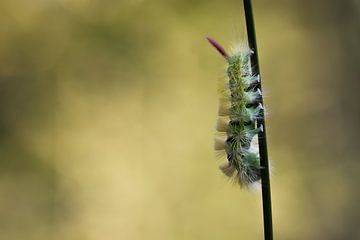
[0,0,359,239]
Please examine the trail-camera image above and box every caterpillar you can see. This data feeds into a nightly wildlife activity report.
[207,37,264,187]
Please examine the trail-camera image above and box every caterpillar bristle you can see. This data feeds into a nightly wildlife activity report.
[218,99,231,116]
[215,150,227,158]
[219,161,236,177]
[244,88,262,104]
[248,181,261,192]
[216,116,230,132]
[229,42,252,57]
[213,135,227,151]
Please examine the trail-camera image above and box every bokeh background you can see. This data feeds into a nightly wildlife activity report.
[1,0,359,239]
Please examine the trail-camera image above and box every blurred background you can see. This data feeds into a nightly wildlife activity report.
[0,0,359,239]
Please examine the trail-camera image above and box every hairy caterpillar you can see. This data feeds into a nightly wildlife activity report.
[207,37,264,187]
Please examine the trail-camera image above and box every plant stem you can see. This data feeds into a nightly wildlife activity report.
[242,0,273,239]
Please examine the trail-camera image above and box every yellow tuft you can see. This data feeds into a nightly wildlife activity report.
[219,161,236,177]
[214,135,227,150]
[216,116,230,132]
[218,99,231,116]
[218,79,230,96]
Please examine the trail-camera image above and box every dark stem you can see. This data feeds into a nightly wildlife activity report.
[243,0,273,240]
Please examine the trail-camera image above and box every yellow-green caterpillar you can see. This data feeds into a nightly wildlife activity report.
[207,37,263,187]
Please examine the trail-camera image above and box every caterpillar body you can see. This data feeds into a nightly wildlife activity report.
[207,37,264,187]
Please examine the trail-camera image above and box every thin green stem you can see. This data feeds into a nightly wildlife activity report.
[242,0,273,239]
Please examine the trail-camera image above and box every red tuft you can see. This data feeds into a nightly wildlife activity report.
[206,36,229,59]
